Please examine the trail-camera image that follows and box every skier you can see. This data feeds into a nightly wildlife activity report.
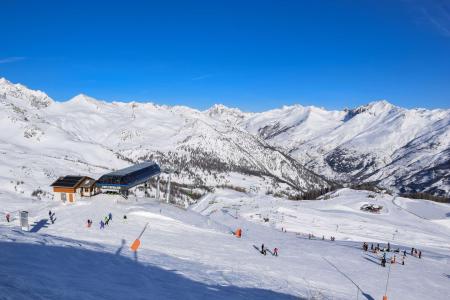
[371,243,374,251]
[50,213,55,224]
[403,250,407,257]
[387,242,390,252]
[6,213,10,222]
[322,235,325,240]
[381,257,386,267]
[261,244,266,255]
[100,220,104,229]
[108,212,112,221]
[49,210,52,217]
[104,216,109,226]
[411,247,414,256]
[273,247,278,256]
[418,251,422,259]
[123,215,127,220]
[402,256,405,265]
[391,255,396,264]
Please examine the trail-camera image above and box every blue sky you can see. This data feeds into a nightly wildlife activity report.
[1,0,449,111]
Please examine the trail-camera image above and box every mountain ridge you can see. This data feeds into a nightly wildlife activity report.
[1,77,449,198]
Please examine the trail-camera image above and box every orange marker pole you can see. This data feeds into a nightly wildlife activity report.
[130,222,149,252]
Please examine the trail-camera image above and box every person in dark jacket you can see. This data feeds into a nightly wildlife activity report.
[100,220,104,229]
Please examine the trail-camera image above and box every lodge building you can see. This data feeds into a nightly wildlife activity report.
[50,176,98,203]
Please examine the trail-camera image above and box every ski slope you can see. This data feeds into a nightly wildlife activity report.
[1,188,449,299]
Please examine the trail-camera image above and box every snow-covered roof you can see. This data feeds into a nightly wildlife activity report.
[78,177,97,188]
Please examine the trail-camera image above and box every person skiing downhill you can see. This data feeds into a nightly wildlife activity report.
[108,212,112,221]
[5,213,10,222]
[104,216,109,226]
[273,248,278,256]
[261,244,266,255]
[100,220,104,229]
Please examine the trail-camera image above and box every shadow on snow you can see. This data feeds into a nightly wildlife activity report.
[0,241,300,300]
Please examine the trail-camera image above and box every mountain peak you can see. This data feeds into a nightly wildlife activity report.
[206,104,244,115]
[0,77,53,108]
[0,77,11,85]
[68,94,105,106]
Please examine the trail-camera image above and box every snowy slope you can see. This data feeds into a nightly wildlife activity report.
[1,189,449,299]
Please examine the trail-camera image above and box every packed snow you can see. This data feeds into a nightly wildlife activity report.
[1,188,449,299]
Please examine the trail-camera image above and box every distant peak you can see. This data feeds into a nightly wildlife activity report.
[0,77,11,85]
[353,100,396,113]
[206,103,243,114]
[69,94,102,104]
[366,99,394,108]
[0,77,53,108]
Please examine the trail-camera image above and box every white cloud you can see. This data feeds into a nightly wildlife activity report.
[0,57,26,64]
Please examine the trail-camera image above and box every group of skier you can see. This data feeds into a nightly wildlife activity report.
[99,212,113,229]
[259,243,279,256]
[362,242,423,267]
[307,233,336,241]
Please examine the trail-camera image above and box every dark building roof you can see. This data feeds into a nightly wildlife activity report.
[106,161,158,176]
[96,161,161,189]
[50,176,85,188]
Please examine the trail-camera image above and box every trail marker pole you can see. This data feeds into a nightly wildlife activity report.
[383,260,392,300]
[130,222,149,252]
[165,173,171,203]
[156,176,160,201]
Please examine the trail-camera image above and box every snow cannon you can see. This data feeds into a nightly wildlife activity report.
[235,228,242,238]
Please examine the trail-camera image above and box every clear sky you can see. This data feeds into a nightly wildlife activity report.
[1,0,449,111]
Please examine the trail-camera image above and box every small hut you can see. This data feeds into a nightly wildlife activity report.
[50,176,98,203]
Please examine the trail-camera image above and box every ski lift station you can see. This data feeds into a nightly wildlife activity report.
[96,161,161,195]
[51,161,162,203]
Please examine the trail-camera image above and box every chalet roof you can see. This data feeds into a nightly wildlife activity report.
[78,177,96,188]
[50,176,85,188]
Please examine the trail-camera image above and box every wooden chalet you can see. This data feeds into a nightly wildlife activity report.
[50,176,98,203]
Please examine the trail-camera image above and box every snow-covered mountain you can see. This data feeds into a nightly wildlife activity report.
[242,101,450,197]
[1,77,449,199]
[0,78,329,202]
